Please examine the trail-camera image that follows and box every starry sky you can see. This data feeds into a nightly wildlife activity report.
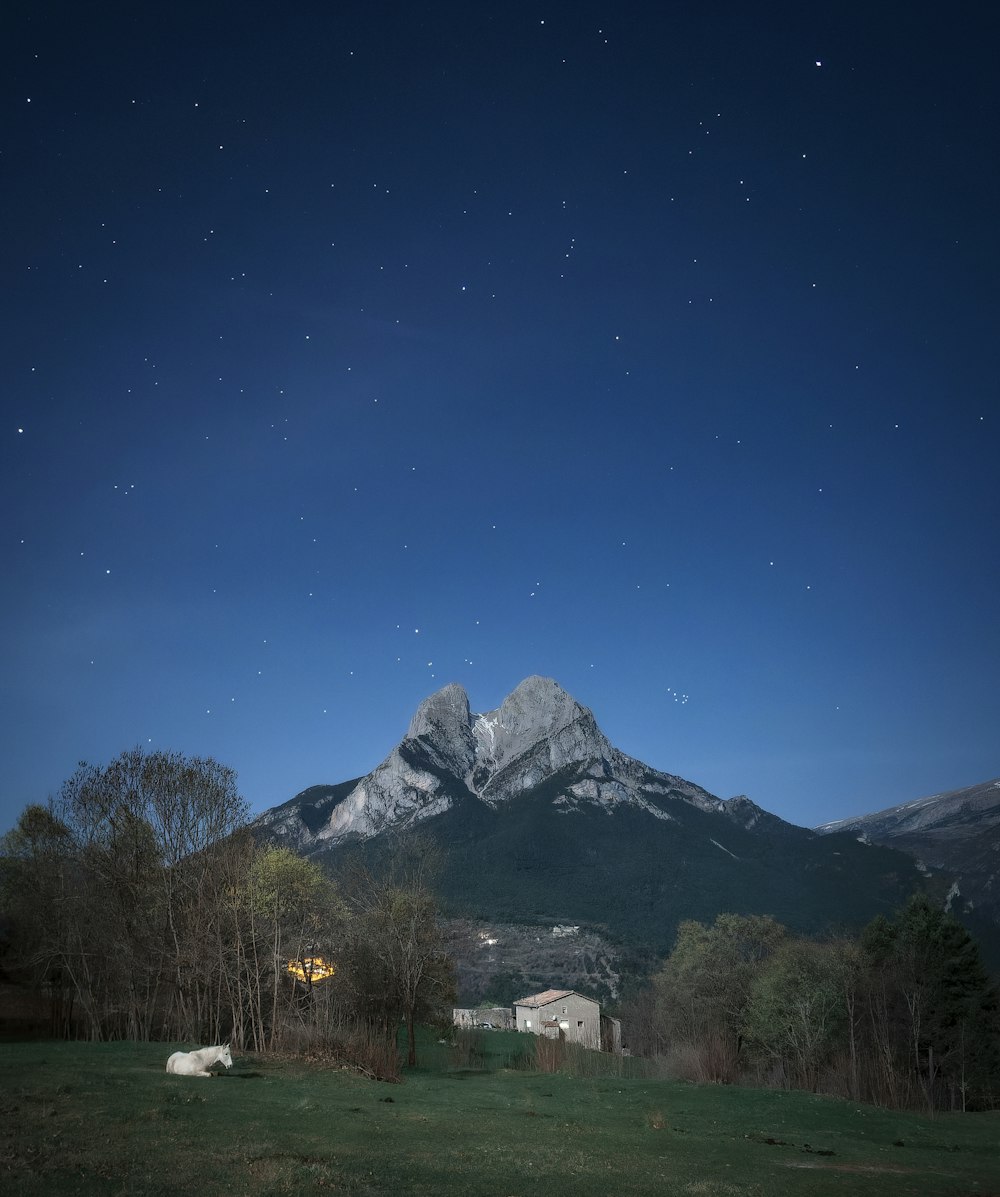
[4,1,998,836]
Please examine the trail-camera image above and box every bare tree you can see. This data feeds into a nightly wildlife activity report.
[1,749,252,1043]
[339,841,455,1066]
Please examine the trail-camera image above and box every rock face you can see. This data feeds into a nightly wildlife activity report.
[816,778,1000,920]
[256,676,725,848]
[471,675,603,801]
[313,683,474,844]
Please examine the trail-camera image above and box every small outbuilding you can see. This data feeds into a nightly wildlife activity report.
[513,988,601,1050]
[452,1006,514,1031]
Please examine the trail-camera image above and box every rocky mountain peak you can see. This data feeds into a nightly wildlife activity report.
[261,676,721,847]
[723,794,787,833]
[407,682,472,742]
[470,676,609,800]
[494,675,584,737]
[406,682,477,777]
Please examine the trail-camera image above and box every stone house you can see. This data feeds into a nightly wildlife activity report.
[513,988,601,1050]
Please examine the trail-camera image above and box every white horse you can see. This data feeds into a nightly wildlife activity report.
[165,1043,233,1077]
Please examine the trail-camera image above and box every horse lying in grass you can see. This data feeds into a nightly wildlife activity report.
[165,1043,233,1077]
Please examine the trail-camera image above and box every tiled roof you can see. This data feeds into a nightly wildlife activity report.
[514,988,576,1008]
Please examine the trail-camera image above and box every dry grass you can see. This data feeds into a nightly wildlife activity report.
[272,1015,401,1081]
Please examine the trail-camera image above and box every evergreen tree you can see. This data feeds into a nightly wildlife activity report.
[861,894,1000,1110]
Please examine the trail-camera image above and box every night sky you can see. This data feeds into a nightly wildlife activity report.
[4,2,998,836]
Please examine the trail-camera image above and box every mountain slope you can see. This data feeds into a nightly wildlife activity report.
[816,779,1000,920]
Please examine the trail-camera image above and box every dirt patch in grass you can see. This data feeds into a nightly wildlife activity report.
[781,1160,919,1173]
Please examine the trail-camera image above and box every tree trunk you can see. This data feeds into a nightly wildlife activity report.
[406,1007,416,1067]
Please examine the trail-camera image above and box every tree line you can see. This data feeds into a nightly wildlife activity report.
[0,749,454,1076]
[5,746,998,1108]
[622,905,1000,1112]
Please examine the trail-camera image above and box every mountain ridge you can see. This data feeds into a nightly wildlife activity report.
[816,778,1000,922]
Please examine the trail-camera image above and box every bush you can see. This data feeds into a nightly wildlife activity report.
[533,1034,641,1079]
[275,1015,401,1082]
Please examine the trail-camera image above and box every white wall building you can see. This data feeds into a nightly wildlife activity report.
[513,988,601,1050]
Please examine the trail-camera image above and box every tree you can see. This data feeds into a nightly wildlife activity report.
[861,894,1000,1111]
[743,939,846,1091]
[653,913,786,1081]
[0,803,76,1034]
[339,841,455,1067]
[244,847,342,1050]
[1,748,252,1042]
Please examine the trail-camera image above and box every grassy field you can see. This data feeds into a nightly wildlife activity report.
[2,1032,998,1196]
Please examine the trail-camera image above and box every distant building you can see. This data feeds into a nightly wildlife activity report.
[513,988,601,1050]
[600,1014,622,1054]
[452,1006,514,1030]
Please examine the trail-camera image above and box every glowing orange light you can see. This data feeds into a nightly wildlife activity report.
[287,956,336,983]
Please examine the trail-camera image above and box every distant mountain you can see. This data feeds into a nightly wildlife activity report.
[254,677,962,998]
[816,779,1000,922]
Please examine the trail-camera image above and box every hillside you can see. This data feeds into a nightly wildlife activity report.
[816,778,1000,921]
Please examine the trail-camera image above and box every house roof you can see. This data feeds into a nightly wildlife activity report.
[514,988,584,1008]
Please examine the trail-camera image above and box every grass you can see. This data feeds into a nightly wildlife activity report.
[2,1031,999,1195]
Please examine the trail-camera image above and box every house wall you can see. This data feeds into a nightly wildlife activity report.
[514,993,600,1049]
[600,1014,622,1054]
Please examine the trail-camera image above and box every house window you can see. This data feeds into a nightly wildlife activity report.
[561,1006,567,1015]
[525,1019,531,1029]
[577,1021,584,1028]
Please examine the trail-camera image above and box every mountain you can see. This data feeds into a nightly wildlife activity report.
[254,677,960,1000]
[258,676,723,848]
[816,779,1000,921]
